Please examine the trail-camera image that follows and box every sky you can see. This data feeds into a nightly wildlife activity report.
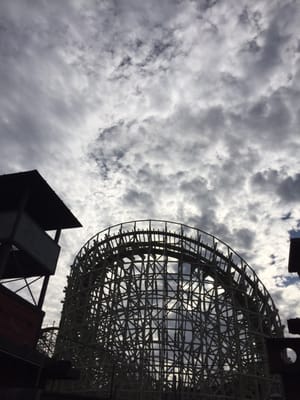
[0,0,300,330]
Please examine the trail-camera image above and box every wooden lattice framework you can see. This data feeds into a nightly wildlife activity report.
[55,220,283,399]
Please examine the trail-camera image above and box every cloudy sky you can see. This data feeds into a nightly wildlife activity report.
[1,0,300,329]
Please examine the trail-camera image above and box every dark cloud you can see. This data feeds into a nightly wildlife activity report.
[229,90,294,150]
[234,228,255,250]
[270,254,276,266]
[252,170,300,203]
[281,212,292,221]
[252,169,280,190]
[275,274,299,288]
[278,174,300,203]
[255,19,289,74]
[239,1,298,83]
[122,188,155,214]
[187,212,231,243]
[238,6,262,29]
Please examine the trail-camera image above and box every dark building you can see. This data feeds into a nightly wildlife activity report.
[0,170,81,399]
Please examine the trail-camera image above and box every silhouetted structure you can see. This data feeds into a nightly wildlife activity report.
[267,237,300,400]
[0,170,81,399]
[55,220,284,399]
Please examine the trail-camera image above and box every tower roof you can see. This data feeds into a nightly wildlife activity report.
[0,170,82,230]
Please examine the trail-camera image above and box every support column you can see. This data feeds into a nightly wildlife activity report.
[38,229,61,309]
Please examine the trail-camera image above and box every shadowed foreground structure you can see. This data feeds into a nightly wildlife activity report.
[55,220,283,399]
[0,170,82,399]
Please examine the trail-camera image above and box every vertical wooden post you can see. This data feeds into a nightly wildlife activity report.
[38,229,61,309]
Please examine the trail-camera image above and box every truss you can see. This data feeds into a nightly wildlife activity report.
[0,275,45,306]
[55,220,283,399]
[37,326,59,357]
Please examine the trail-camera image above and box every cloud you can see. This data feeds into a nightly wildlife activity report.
[234,228,255,249]
[0,0,300,327]
[278,174,300,202]
[122,188,155,215]
[252,169,300,203]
